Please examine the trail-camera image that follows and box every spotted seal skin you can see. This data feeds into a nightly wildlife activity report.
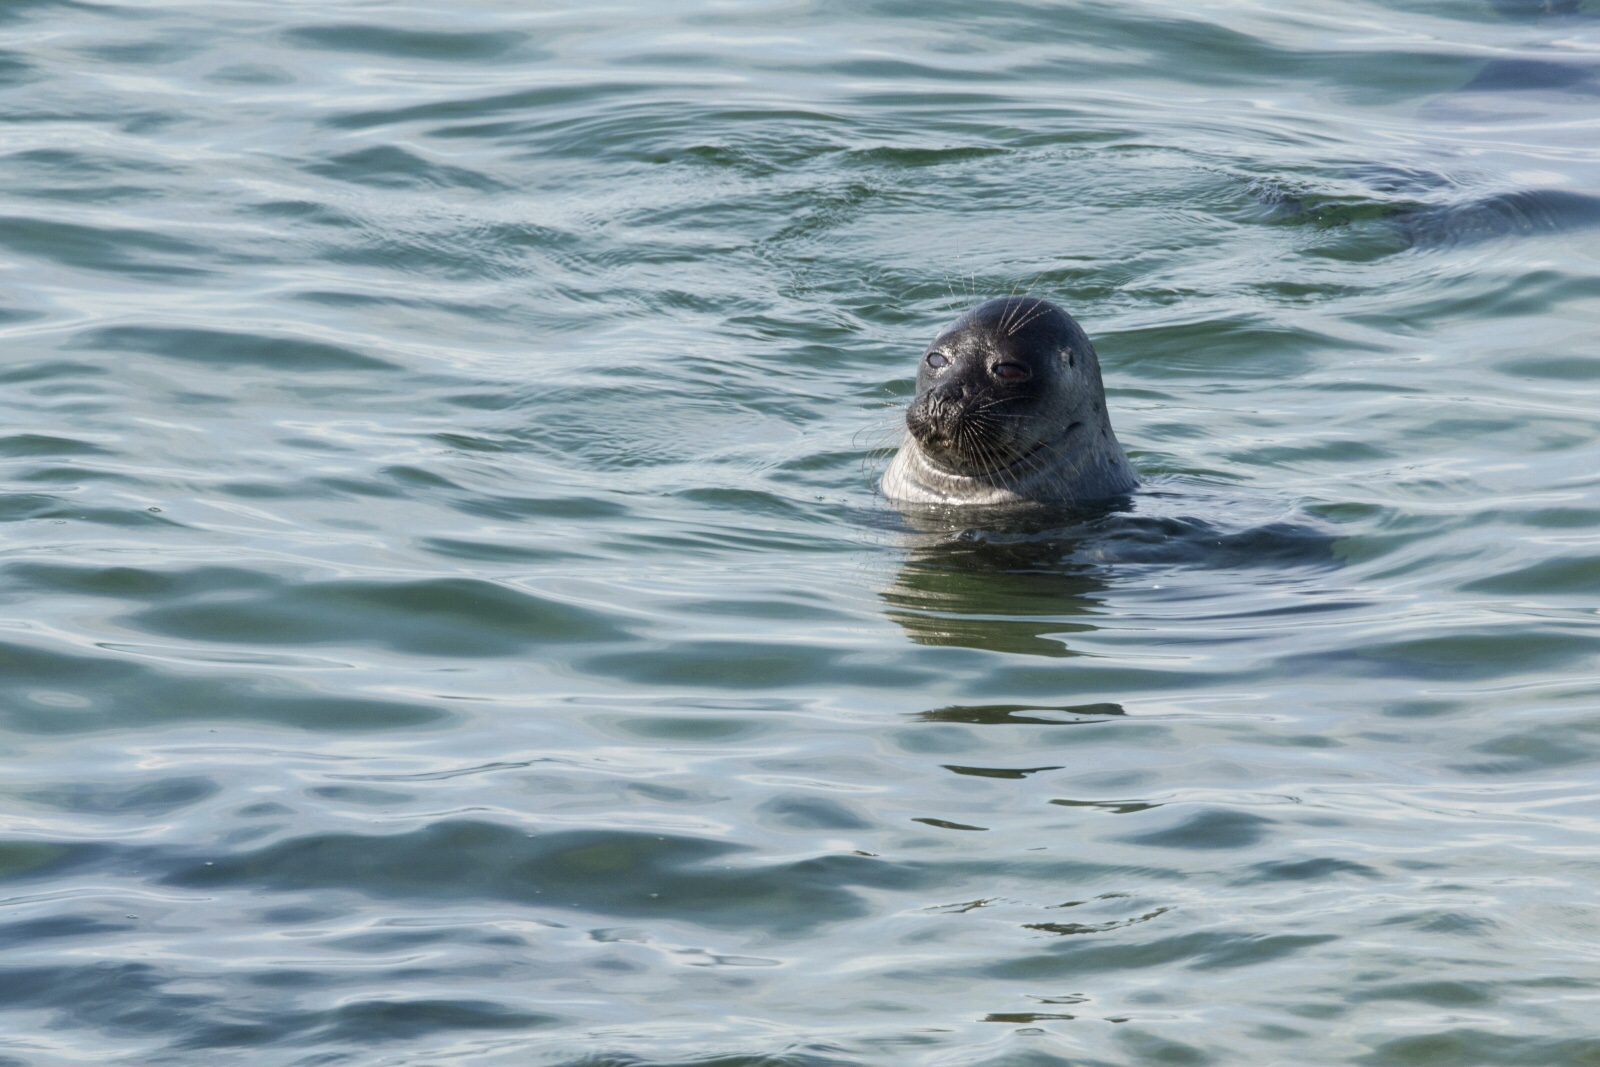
[881,296,1138,507]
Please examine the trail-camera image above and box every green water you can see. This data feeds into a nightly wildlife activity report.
[3,0,1599,1063]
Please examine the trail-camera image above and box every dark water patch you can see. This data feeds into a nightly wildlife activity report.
[300,998,557,1045]
[943,764,1063,780]
[1115,1030,1217,1067]
[0,0,74,27]
[219,475,409,501]
[612,714,765,741]
[73,325,394,371]
[0,50,34,87]
[162,820,900,932]
[418,536,590,564]
[917,702,1127,725]
[1119,809,1274,851]
[445,102,853,166]
[0,216,208,277]
[759,796,874,831]
[1025,906,1171,937]
[0,839,109,884]
[81,38,198,65]
[1247,177,1426,230]
[985,931,1338,979]
[912,817,988,831]
[0,492,177,527]
[672,596,843,623]
[882,614,1085,658]
[1379,910,1497,937]
[323,83,648,132]
[1352,980,1496,1007]
[1248,172,1600,251]
[1239,857,1381,883]
[1354,1030,1600,1066]
[0,915,133,948]
[1463,556,1600,595]
[0,956,556,1051]
[324,759,546,783]
[450,492,630,521]
[0,639,444,734]
[0,961,209,1037]
[125,575,628,657]
[0,433,111,457]
[431,430,523,452]
[1500,355,1600,380]
[4,562,278,601]
[676,487,811,516]
[1402,190,1600,246]
[244,198,363,228]
[173,999,559,1051]
[2,148,179,177]
[846,145,1008,168]
[1292,630,1600,681]
[824,56,1007,83]
[291,289,504,323]
[309,785,413,806]
[1051,797,1159,815]
[1459,56,1600,94]
[1489,0,1588,15]
[0,303,44,325]
[1458,725,1599,774]
[1105,318,1355,379]
[284,24,526,61]
[24,776,219,816]
[1076,515,1342,568]
[890,510,1340,589]
[305,145,506,192]
[1233,438,1394,469]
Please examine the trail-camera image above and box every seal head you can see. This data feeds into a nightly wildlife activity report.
[881,296,1138,506]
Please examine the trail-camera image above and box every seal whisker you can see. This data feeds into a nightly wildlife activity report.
[1006,303,1052,337]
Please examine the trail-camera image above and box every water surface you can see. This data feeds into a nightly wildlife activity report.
[3,0,1600,1064]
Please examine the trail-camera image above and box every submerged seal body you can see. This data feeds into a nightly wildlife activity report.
[881,296,1139,507]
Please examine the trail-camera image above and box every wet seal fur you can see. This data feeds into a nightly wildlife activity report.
[882,296,1138,507]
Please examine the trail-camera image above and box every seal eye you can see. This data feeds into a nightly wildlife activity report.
[993,362,1030,382]
[925,352,948,369]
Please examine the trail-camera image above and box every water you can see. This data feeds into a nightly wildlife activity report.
[3,0,1599,1063]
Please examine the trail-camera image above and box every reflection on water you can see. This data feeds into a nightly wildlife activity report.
[883,493,1339,658]
[882,507,1112,657]
[917,703,1127,726]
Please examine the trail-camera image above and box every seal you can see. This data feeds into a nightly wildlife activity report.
[881,296,1138,507]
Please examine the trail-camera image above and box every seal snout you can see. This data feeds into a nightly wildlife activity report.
[906,384,975,468]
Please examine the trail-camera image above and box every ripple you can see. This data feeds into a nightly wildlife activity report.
[0,639,446,734]
[4,0,1600,1060]
[73,326,395,371]
[161,820,891,933]
[283,24,528,61]
[0,216,208,277]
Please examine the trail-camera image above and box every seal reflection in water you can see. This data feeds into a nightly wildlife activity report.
[881,296,1138,506]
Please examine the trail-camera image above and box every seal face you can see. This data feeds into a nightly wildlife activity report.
[881,296,1138,506]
